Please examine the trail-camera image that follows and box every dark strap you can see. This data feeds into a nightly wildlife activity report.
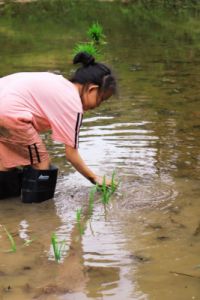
[74,113,83,149]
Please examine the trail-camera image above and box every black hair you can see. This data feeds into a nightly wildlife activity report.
[70,52,117,95]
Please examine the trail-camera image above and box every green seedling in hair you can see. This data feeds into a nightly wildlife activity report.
[51,233,65,262]
[76,208,84,235]
[3,226,16,253]
[73,22,106,58]
[87,22,106,45]
[73,42,98,57]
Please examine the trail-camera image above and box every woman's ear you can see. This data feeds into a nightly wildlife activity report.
[87,84,99,94]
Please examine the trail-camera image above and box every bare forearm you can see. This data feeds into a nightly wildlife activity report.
[65,145,96,183]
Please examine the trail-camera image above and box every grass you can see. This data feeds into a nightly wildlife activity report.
[1,0,200,75]
[1,1,200,46]
[51,233,66,262]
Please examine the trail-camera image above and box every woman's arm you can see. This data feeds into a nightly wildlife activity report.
[65,145,111,186]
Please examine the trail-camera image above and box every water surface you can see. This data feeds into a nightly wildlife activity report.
[0,3,200,299]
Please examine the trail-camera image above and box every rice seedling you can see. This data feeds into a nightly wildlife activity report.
[111,171,117,193]
[101,176,112,205]
[73,42,98,57]
[97,171,118,205]
[76,208,84,235]
[87,22,106,45]
[0,225,34,253]
[73,22,106,58]
[51,233,65,262]
[4,226,16,253]
[76,208,82,223]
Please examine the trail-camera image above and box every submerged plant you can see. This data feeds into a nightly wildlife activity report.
[101,176,112,205]
[111,171,117,193]
[0,225,34,253]
[76,208,84,235]
[76,208,82,223]
[51,233,65,262]
[87,22,106,45]
[4,226,16,253]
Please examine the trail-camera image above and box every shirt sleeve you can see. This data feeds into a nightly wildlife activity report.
[51,112,83,149]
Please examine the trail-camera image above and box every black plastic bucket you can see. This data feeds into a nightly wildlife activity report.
[0,168,22,200]
[21,165,58,203]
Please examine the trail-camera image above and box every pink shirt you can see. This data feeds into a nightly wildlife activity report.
[0,72,83,148]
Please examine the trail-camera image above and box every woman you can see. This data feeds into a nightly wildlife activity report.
[0,52,117,203]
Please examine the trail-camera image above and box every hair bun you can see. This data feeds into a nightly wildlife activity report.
[73,52,95,67]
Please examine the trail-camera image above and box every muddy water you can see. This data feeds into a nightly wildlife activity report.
[1,11,200,300]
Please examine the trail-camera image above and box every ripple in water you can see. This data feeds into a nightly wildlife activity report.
[117,179,178,210]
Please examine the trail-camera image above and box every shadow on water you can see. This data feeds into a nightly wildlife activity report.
[0,1,200,299]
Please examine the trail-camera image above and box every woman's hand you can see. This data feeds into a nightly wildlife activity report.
[92,175,113,187]
[65,145,117,188]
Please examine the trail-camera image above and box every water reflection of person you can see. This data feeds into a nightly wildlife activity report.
[0,52,117,202]
[34,208,120,299]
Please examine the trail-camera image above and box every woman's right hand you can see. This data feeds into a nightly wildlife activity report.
[92,175,113,187]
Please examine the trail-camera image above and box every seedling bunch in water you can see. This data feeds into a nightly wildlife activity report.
[51,233,66,262]
[74,171,117,236]
[73,22,106,57]
[99,171,117,205]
